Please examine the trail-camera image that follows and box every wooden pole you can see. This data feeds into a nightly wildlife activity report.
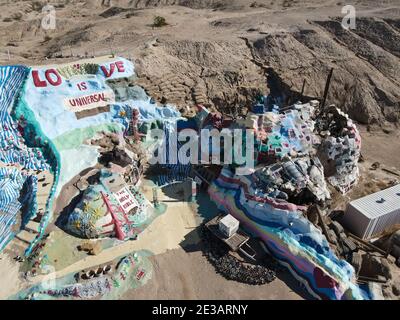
[382,167,400,177]
[300,79,306,100]
[315,205,332,243]
[321,68,334,111]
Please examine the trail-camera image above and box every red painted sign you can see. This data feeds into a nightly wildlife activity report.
[115,187,138,214]
[31,61,126,87]
[64,90,115,112]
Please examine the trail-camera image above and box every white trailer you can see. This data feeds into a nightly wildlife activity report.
[343,184,400,239]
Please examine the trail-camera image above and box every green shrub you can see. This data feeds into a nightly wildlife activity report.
[152,16,168,28]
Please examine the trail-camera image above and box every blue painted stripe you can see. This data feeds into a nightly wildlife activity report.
[0,66,50,251]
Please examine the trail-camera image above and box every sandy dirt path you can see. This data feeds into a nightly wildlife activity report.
[4,183,201,297]
[0,253,23,299]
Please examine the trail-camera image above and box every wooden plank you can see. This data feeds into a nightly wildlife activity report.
[315,205,332,243]
[346,232,387,256]
[358,275,388,283]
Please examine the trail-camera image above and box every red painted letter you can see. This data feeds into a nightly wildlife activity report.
[45,69,62,86]
[101,63,115,78]
[77,82,87,91]
[115,61,125,73]
[32,70,47,87]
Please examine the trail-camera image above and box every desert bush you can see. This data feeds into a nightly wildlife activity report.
[31,1,44,12]
[11,12,23,21]
[152,16,168,28]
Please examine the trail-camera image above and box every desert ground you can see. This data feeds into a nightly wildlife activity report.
[0,0,399,300]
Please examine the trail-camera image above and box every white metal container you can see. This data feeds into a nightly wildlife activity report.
[219,214,240,238]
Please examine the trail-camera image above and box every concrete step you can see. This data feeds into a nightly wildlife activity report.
[9,237,28,253]
[15,230,37,244]
[25,220,40,233]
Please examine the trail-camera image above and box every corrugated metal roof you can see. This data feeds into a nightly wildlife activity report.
[349,184,400,219]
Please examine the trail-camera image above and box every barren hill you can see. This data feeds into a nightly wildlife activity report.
[0,0,399,128]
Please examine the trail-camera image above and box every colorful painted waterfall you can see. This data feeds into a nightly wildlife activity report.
[208,168,368,300]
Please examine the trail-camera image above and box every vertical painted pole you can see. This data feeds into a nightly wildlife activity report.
[152,187,159,207]
[191,179,197,202]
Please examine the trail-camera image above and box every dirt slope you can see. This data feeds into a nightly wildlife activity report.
[0,0,399,126]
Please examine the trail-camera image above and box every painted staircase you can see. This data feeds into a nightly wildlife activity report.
[9,170,54,254]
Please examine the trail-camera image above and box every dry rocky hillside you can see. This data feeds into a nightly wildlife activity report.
[0,0,399,127]
[1,0,400,301]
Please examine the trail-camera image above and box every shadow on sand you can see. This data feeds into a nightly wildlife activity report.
[178,187,313,300]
